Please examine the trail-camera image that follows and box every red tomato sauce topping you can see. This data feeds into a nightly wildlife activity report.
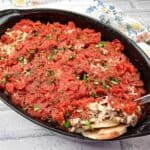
[0,19,144,126]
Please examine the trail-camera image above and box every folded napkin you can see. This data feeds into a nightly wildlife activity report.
[0,0,150,57]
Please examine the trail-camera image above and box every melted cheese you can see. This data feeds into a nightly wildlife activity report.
[0,30,28,56]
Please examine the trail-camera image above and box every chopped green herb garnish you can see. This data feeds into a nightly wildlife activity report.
[48,49,58,61]
[45,34,51,40]
[49,70,55,76]
[57,47,65,51]
[17,56,24,62]
[48,55,54,61]
[52,49,58,55]
[84,120,92,129]
[33,105,40,112]
[48,49,58,60]
[110,77,119,85]
[0,56,5,60]
[48,79,55,84]
[4,74,9,79]
[0,79,6,84]
[93,79,99,85]
[96,41,106,48]
[23,59,27,64]
[77,73,90,83]
[83,74,89,83]
[101,60,108,69]
[29,49,35,54]
[0,74,9,84]
[17,37,23,42]
[24,69,31,76]
[52,29,57,32]
[64,120,71,128]
[69,54,76,60]
[91,92,97,98]
[46,70,55,76]
[17,56,27,64]
[102,81,110,90]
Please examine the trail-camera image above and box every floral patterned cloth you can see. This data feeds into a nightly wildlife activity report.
[0,0,150,57]
[86,0,150,42]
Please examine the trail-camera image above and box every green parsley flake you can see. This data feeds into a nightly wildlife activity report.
[17,56,24,62]
[33,105,40,112]
[48,79,55,84]
[0,74,9,84]
[96,41,106,48]
[0,56,5,60]
[102,81,110,90]
[48,49,58,61]
[69,54,76,60]
[64,120,71,128]
[0,79,6,84]
[84,120,92,129]
[110,77,119,85]
[52,29,57,32]
[52,49,58,55]
[93,79,99,85]
[17,56,27,64]
[91,92,97,98]
[4,74,9,79]
[83,74,89,83]
[24,69,31,76]
[29,49,35,54]
[45,34,52,40]
[48,55,54,61]
[101,60,108,69]
[47,70,55,76]
[57,47,65,51]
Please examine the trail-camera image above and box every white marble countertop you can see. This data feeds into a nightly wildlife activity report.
[0,0,150,150]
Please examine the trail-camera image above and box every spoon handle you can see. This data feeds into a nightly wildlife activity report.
[134,94,150,104]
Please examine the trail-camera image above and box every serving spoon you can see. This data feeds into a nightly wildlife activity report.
[134,94,150,104]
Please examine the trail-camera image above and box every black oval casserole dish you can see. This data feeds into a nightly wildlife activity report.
[0,9,150,142]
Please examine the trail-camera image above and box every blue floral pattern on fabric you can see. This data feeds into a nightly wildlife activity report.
[86,0,150,43]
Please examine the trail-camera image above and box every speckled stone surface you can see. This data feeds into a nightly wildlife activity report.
[0,0,150,150]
